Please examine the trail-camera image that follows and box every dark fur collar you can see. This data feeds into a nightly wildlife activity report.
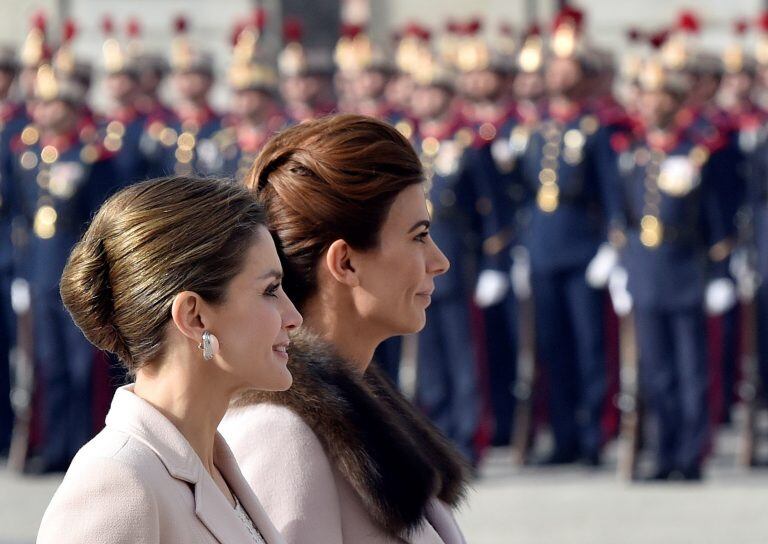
[235,330,470,539]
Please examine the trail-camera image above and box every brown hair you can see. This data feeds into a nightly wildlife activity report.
[60,176,266,374]
[245,114,423,307]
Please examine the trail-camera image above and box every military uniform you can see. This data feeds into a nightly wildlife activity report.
[0,98,28,454]
[11,120,118,470]
[464,106,526,446]
[519,103,618,463]
[616,122,729,478]
[414,117,481,462]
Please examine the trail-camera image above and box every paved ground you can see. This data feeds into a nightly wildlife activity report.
[2,430,767,544]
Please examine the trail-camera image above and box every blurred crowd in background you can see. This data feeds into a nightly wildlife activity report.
[1,2,768,483]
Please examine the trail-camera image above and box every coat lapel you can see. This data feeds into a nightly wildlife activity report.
[214,436,286,544]
[106,386,282,544]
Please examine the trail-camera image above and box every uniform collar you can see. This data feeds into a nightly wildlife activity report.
[174,103,218,127]
[105,385,285,544]
[0,101,21,122]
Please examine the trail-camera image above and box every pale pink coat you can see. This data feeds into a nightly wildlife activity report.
[220,403,468,544]
[37,385,286,544]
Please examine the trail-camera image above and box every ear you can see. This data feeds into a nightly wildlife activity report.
[170,291,208,345]
[325,239,360,288]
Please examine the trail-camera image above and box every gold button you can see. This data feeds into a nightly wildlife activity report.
[40,145,59,164]
[103,133,123,152]
[422,137,440,157]
[479,122,497,141]
[539,168,557,184]
[21,126,39,146]
[564,129,585,149]
[20,151,38,169]
[175,148,193,164]
[537,184,560,212]
[106,120,126,137]
[177,132,196,151]
[80,144,99,163]
[34,205,57,239]
[160,127,178,147]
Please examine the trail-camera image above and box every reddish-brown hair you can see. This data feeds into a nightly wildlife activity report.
[245,114,423,308]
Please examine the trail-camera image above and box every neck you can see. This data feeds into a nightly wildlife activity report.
[300,294,380,374]
[133,360,234,474]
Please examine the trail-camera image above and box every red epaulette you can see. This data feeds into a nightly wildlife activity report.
[10,133,27,154]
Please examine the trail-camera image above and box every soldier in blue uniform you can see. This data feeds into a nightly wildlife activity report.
[279,17,336,125]
[614,60,732,480]
[98,24,159,185]
[747,121,768,408]
[0,45,26,457]
[468,26,548,447]
[198,22,286,182]
[410,55,481,463]
[517,10,620,465]
[12,65,118,472]
[160,16,223,176]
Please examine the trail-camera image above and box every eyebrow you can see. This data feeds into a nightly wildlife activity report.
[408,220,431,233]
[259,269,284,281]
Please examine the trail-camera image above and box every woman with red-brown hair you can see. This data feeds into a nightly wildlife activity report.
[220,114,469,543]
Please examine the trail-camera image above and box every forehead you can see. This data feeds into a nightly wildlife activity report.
[241,225,281,275]
[380,184,428,232]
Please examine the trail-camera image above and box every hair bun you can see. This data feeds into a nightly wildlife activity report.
[60,221,133,365]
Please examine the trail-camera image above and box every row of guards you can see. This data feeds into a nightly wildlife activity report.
[0,4,768,481]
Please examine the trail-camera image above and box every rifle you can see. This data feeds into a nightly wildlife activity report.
[616,311,641,480]
[7,279,34,472]
[511,287,536,465]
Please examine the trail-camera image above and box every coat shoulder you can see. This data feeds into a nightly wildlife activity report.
[37,436,161,544]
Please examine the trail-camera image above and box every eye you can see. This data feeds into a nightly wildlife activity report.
[414,231,429,244]
[264,282,281,298]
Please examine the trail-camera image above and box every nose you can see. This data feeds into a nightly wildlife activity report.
[281,294,303,331]
[428,238,450,277]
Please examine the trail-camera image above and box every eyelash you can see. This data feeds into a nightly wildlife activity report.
[265,283,281,298]
[415,232,429,244]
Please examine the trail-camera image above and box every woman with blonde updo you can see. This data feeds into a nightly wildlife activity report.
[37,176,301,544]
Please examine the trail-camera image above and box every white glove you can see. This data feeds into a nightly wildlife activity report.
[474,270,510,308]
[586,243,619,289]
[608,266,633,316]
[11,278,30,314]
[510,246,532,300]
[705,278,737,316]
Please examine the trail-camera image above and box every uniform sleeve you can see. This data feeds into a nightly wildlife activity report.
[220,405,344,544]
[591,126,625,234]
[37,456,160,544]
[700,151,731,278]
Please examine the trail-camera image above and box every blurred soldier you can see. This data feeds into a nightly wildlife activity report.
[512,26,546,120]
[199,20,285,181]
[12,64,117,473]
[279,17,335,124]
[446,19,521,447]
[161,16,223,176]
[472,26,548,446]
[334,23,398,121]
[0,45,24,457]
[121,17,173,120]
[613,58,733,480]
[18,11,50,108]
[715,21,767,420]
[386,24,427,119]
[98,16,158,185]
[51,19,95,127]
[411,53,480,463]
[518,7,619,465]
